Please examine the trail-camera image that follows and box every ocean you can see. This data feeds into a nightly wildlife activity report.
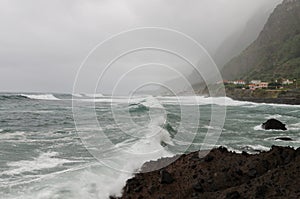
[0,93,299,199]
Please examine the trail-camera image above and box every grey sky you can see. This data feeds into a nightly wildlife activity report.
[0,0,282,94]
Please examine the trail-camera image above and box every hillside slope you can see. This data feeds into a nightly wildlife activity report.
[221,0,300,81]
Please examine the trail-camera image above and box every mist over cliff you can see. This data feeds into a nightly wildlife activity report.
[221,0,300,81]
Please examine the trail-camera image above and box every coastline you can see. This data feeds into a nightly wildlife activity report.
[228,97,300,105]
[225,88,300,105]
[112,146,300,199]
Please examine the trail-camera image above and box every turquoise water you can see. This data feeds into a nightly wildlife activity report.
[0,93,299,199]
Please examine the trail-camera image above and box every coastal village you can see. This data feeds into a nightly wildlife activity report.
[219,78,297,90]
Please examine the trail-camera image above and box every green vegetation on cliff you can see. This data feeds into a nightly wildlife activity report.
[221,0,300,82]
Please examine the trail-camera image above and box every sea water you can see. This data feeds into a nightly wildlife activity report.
[0,93,299,199]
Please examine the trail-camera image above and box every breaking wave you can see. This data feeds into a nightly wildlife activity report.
[20,94,59,100]
[0,152,72,176]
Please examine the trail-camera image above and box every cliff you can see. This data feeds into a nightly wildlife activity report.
[221,0,300,81]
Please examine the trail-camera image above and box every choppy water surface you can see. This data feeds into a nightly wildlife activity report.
[0,93,299,199]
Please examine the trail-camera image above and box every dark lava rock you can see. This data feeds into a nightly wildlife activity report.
[134,186,142,193]
[262,118,287,130]
[255,185,268,198]
[193,182,204,193]
[226,191,241,199]
[248,168,257,178]
[204,155,214,162]
[117,146,300,199]
[275,137,293,141]
[159,170,174,184]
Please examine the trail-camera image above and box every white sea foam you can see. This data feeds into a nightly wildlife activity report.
[162,96,300,107]
[140,96,164,109]
[84,93,104,98]
[203,125,223,130]
[0,131,26,140]
[237,145,270,153]
[158,96,256,106]
[74,96,253,107]
[1,152,72,176]
[21,94,59,100]
[4,94,300,199]
[254,125,264,131]
[72,93,84,98]
[265,114,283,119]
[248,145,270,152]
[51,109,174,199]
[288,122,300,131]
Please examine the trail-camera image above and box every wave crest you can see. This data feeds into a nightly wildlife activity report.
[20,94,59,100]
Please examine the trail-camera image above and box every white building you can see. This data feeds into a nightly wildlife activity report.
[250,80,261,84]
[233,80,246,85]
[282,79,294,85]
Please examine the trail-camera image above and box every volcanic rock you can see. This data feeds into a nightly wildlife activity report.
[275,137,293,141]
[262,118,287,130]
[115,146,300,199]
[159,170,174,184]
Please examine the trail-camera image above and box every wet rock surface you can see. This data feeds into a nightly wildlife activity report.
[262,119,287,130]
[113,146,300,199]
[275,137,293,141]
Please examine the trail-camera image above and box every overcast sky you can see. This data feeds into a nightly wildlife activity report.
[0,0,282,94]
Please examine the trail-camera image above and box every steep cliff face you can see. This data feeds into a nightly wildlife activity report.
[222,0,300,81]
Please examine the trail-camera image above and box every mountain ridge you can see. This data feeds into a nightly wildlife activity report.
[221,0,300,81]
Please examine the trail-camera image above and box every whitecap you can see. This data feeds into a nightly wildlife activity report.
[288,123,300,131]
[140,96,164,109]
[265,114,282,119]
[253,125,263,131]
[72,93,84,98]
[21,94,59,101]
[84,93,104,98]
[0,131,26,140]
[1,152,73,176]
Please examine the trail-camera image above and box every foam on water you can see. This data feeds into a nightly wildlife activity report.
[254,125,264,131]
[18,103,174,199]
[140,96,164,109]
[158,96,256,106]
[84,93,104,98]
[72,93,84,98]
[237,145,270,153]
[96,112,173,197]
[0,131,27,140]
[265,114,283,119]
[21,94,59,100]
[288,122,300,131]
[1,152,72,176]
[1,94,300,199]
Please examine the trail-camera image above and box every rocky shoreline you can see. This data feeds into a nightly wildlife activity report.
[225,88,300,105]
[112,146,300,199]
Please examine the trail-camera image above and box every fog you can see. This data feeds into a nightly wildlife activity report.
[0,0,282,94]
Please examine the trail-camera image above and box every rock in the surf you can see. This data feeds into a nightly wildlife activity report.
[262,119,287,130]
[275,137,293,141]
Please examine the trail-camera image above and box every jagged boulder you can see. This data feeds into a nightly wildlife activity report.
[262,119,287,130]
